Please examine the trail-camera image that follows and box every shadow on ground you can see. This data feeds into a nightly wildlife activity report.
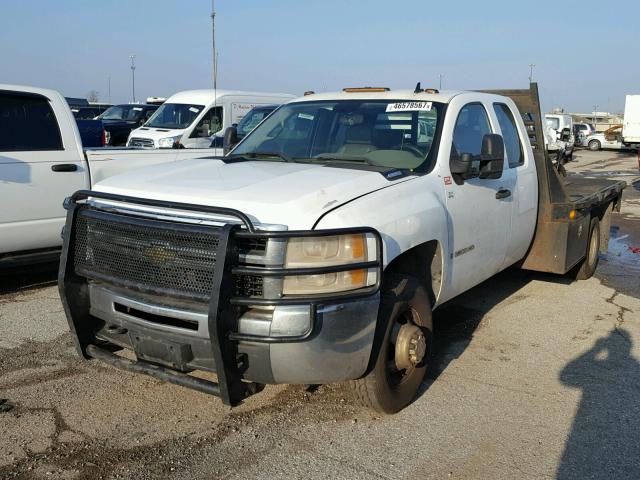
[556,328,640,479]
[423,267,571,387]
[0,262,58,294]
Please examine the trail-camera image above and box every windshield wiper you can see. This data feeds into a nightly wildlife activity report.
[312,154,371,164]
[225,151,294,164]
[248,151,293,162]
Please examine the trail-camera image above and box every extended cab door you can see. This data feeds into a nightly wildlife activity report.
[441,101,514,297]
[0,90,87,255]
[491,101,537,268]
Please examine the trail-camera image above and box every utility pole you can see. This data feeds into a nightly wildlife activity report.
[593,104,598,130]
[528,64,535,83]
[438,74,444,90]
[108,76,111,104]
[211,0,217,90]
[130,55,136,103]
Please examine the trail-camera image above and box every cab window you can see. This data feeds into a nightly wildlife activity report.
[190,106,223,138]
[493,103,524,168]
[0,93,63,151]
[450,103,492,159]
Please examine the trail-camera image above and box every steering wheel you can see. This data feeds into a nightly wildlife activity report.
[393,144,424,157]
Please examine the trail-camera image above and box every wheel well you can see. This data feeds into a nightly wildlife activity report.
[384,241,442,306]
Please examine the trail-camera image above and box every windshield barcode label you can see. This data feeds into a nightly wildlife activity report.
[386,102,432,112]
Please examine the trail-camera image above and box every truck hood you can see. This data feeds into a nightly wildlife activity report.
[130,126,185,140]
[93,158,411,229]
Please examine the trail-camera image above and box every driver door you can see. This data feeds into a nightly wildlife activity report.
[443,102,513,297]
[185,106,223,148]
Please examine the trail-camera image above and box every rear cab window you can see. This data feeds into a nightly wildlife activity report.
[0,92,63,151]
[493,103,525,168]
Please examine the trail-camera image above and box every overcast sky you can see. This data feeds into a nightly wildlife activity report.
[2,0,638,113]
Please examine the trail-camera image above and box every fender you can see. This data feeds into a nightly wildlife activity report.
[314,175,450,307]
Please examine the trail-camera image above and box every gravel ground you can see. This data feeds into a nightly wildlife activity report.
[0,150,638,480]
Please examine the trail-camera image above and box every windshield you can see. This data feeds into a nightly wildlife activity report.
[236,107,276,137]
[232,100,442,169]
[145,103,204,129]
[98,105,146,121]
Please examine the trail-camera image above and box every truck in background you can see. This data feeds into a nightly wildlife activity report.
[126,90,295,149]
[59,83,624,413]
[0,84,217,268]
[544,113,574,161]
[622,94,640,147]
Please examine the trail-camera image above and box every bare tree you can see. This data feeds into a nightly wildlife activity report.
[86,90,100,103]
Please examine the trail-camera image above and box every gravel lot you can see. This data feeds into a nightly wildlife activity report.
[1,149,639,480]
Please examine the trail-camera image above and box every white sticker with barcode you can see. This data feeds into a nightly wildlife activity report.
[386,101,432,112]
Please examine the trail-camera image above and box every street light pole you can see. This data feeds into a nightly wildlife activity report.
[593,104,598,130]
[528,63,535,83]
[130,55,136,103]
[439,74,444,90]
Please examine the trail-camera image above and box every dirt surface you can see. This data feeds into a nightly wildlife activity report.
[1,150,639,479]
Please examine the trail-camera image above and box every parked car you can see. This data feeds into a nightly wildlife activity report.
[75,119,106,148]
[97,104,159,146]
[573,122,596,147]
[585,125,639,151]
[59,83,624,413]
[127,90,295,149]
[70,106,106,119]
[0,84,215,267]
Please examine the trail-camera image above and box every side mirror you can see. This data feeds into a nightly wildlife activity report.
[450,152,480,179]
[223,126,239,155]
[561,127,571,141]
[450,134,504,180]
[478,133,504,179]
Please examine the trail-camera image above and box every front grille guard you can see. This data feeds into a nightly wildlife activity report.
[59,190,383,405]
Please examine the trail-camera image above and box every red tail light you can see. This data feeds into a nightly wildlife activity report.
[101,129,106,146]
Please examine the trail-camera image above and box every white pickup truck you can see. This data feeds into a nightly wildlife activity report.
[0,84,219,267]
[59,84,625,413]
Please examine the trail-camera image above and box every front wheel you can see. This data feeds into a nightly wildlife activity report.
[588,139,601,151]
[349,274,433,414]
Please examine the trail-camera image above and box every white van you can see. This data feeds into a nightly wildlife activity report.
[127,90,295,149]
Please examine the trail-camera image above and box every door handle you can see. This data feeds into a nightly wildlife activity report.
[51,164,78,172]
[495,189,511,199]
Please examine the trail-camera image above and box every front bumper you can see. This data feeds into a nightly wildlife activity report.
[59,190,382,405]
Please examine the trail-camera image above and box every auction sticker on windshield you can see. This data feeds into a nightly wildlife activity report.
[386,101,432,112]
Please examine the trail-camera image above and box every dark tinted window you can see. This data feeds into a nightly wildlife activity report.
[493,103,524,168]
[451,103,492,158]
[0,93,63,151]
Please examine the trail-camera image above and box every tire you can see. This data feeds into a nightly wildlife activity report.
[349,274,433,414]
[570,217,600,280]
[588,140,601,151]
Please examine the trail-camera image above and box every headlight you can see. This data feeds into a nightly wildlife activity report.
[282,233,378,295]
[158,135,182,148]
